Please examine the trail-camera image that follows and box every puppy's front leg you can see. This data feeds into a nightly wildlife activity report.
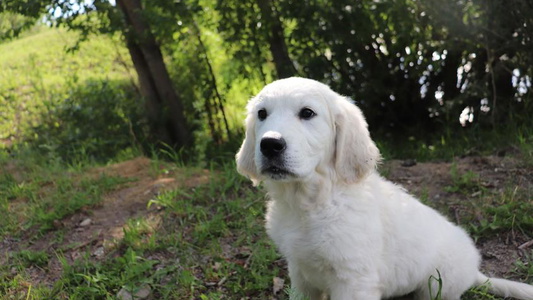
[329,278,381,300]
[289,280,325,300]
[288,263,325,300]
[289,282,324,300]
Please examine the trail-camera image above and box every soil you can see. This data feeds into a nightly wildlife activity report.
[386,155,533,281]
[2,155,532,295]
[1,157,210,287]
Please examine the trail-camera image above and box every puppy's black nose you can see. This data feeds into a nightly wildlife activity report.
[260,137,286,158]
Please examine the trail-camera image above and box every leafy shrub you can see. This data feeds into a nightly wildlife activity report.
[27,79,146,162]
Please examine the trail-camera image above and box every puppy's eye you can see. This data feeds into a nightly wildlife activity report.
[258,108,267,121]
[299,108,316,120]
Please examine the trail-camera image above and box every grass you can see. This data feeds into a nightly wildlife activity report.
[147,164,283,298]
[426,162,533,299]
[0,133,531,299]
[425,161,533,242]
[0,26,280,298]
[377,124,533,163]
[2,150,532,300]
[0,152,286,299]
[444,163,483,194]
[514,250,533,282]
[448,177,533,241]
[0,157,131,237]
[471,187,533,238]
[0,24,261,164]
[0,26,134,146]
[10,250,50,268]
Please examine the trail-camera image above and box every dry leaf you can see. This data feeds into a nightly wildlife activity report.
[272,277,284,294]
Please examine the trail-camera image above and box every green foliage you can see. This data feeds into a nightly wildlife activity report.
[514,250,533,281]
[0,155,287,299]
[285,0,532,133]
[0,157,130,237]
[28,173,130,233]
[28,79,145,163]
[3,0,532,161]
[468,187,533,238]
[0,11,38,41]
[1,0,533,165]
[0,26,145,163]
[46,249,168,299]
[11,250,49,268]
[463,281,500,300]
[445,164,482,194]
[378,123,533,161]
[216,0,272,83]
[428,270,443,300]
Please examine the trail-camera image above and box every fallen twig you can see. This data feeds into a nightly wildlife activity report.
[518,240,533,250]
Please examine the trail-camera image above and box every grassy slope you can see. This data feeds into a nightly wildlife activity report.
[0,26,133,143]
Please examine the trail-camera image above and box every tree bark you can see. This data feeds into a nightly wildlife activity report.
[256,0,296,79]
[116,0,191,149]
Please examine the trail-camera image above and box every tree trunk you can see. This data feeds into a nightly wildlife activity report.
[116,0,191,149]
[256,0,296,79]
[192,20,231,142]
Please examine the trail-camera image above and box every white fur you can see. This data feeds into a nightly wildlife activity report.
[236,77,533,300]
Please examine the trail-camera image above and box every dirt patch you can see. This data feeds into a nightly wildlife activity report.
[383,155,533,279]
[2,157,210,286]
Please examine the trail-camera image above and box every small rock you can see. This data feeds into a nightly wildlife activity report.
[116,288,133,300]
[212,261,222,271]
[273,277,284,295]
[53,219,63,229]
[79,218,92,227]
[401,159,417,167]
[92,247,105,257]
[134,286,151,299]
[117,285,152,300]
[471,191,482,197]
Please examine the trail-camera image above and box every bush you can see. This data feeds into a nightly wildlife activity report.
[27,79,146,163]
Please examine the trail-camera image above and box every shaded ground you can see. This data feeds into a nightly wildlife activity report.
[2,155,532,297]
[384,155,533,280]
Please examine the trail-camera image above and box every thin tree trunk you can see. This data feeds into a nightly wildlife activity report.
[124,38,172,145]
[248,0,268,85]
[191,20,231,141]
[256,0,296,79]
[116,0,191,149]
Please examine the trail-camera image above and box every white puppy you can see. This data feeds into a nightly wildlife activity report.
[236,77,533,300]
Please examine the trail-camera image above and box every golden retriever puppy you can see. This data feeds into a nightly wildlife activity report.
[236,77,533,300]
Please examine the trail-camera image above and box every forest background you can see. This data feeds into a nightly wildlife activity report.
[2,0,533,161]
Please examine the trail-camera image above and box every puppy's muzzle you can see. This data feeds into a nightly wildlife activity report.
[260,137,286,158]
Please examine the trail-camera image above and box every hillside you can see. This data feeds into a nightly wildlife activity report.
[0,26,134,146]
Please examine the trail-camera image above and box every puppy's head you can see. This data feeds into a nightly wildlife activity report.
[236,77,380,185]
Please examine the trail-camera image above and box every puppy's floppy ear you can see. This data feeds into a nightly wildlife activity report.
[334,97,380,183]
[236,110,260,185]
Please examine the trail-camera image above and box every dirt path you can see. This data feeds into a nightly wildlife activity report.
[2,157,210,287]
